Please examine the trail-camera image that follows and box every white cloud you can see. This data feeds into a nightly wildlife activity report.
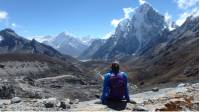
[10,22,22,29]
[164,12,172,21]
[176,7,199,26]
[111,19,121,27]
[175,0,199,9]
[191,7,199,17]
[123,7,135,19]
[174,0,199,26]
[110,7,135,27]
[176,12,190,26]
[0,10,8,20]
[138,0,146,5]
[11,23,16,27]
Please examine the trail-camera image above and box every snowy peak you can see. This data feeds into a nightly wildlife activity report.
[31,32,95,57]
[91,3,172,60]
[116,3,176,34]
[79,36,95,46]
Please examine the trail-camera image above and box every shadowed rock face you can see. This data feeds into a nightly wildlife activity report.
[79,39,106,60]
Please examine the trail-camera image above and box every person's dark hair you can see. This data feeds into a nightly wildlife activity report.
[111,61,120,74]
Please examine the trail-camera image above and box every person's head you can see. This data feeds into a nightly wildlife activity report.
[111,61,120,74]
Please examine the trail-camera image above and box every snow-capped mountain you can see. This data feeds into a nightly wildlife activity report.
[92,3,176,60]
[32,32,94,57]
[0,28,66,59]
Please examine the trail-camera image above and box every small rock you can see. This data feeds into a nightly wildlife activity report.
[60,101,66,109]
[11,97,21,104]
[73,99,79,104]
[0,104,3,108]
[94,100,102,104]
[95,94,100,98]
[152,87,159,92]
[60,101,71,109]
[132,106,148,111]
[69,99,79,104]
[45,102,54,108]
[177,83,186,87]
[43,97,59,108]
[0,64,5,68]
[0,82,15,99]
[64,98,70,104]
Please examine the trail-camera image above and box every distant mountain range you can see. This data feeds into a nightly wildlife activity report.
[0,3,198,62]
[31,33,95,57]
[0,29,78,63]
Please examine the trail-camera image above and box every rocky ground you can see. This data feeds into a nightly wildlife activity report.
[0,54,101,101]
[0,83,198,111]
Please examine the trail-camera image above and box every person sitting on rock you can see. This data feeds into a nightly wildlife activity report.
[101,61,130,104]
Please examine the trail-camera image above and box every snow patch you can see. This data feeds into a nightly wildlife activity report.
[164,12,176,31]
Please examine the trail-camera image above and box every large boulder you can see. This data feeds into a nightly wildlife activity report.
[11,97,21,104]
[0,81,15,99]
[42,98,60,108]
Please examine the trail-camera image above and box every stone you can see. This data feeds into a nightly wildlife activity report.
[43,97,59,108]
[177,83,186,87]
[45,102,54,108]
[64,98,70,104]
[60,101,66,109]
[69,99,79,104]
[73,99,79,104]
[11,97,21,104]
[0,104,3,108]
[152,87,159,92]
[95,94,100,98]
[0,83,15,99]
[132,106,148,111]
[60,101,71,109]
[0,64,5,68]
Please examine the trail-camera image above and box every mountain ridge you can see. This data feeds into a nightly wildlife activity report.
[90,3,179,60]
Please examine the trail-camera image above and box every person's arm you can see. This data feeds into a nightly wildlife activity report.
[124,73,130,102]
[101,73,110,103]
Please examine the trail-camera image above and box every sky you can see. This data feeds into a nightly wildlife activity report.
[0,0,199,39]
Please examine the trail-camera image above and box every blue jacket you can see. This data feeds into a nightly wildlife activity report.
[101,71,130,102]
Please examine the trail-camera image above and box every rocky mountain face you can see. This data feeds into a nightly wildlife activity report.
[120,15,199,86]
[33,33,94,57]
[91,3,174,60]
[79,39,106,60]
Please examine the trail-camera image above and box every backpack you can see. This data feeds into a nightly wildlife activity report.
[109,72,125,100]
